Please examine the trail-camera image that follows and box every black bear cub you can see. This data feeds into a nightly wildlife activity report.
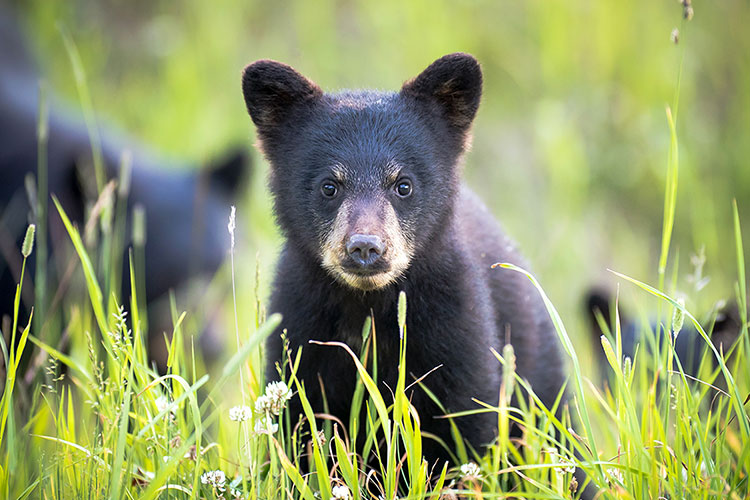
[241,53,565,465]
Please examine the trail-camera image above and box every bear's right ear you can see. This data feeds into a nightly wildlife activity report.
[241,60,322,132]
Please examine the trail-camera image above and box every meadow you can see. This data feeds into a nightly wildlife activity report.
[1,0,749,498]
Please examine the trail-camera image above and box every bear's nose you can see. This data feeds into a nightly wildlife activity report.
[346,234,385,268]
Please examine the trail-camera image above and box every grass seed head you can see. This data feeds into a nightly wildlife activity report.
[568,475,578,494]
[397,290,407,333]
[623,356,632,379]
[681,0,694,20]
[22,224,36,257]
[672,297,685,338]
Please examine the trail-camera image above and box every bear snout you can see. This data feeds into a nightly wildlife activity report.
[345,233,386,268]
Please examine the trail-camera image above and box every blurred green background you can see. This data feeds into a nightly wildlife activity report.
[12,0,750,362]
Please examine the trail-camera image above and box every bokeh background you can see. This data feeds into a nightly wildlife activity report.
[10,0,750,367]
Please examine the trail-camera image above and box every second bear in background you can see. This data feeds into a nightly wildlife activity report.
[585,288,745,384]
[0,7,251,371]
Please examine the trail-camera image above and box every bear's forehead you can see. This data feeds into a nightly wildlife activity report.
[308,94,425,152]
[322,91,416,128]
[305,118,420,176]
[326,90,396,109]
[286,91,436,178]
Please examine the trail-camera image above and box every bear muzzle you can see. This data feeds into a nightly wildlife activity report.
[345,233,386,268]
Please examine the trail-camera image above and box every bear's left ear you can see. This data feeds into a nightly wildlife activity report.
[400,53,482,132]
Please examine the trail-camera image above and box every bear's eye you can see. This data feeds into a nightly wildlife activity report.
[321,181,338,198]
[395,179,412,197]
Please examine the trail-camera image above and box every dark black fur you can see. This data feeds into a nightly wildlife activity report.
[242,54,565,465]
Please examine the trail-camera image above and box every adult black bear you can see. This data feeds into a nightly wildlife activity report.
[241,54,565,466]
[0,7,250,369]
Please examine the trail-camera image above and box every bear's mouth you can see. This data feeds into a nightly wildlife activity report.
[339,259,391,276]
[335,269,400,291]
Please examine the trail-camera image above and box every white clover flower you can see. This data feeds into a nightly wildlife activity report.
[266,380,292,401]
[254,381,293,416]
[254,394,273,415]
[332,484,351,500]
[264,381,293,415]
[230,487,244,499]
[254,415,279,435]
[459,462,482,481]
[201,469,227,492]
[229,405,253,422]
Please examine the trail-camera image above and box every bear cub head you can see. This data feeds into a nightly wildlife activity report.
[242,53,482,291]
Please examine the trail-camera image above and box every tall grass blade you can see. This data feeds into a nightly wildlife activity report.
[658,105,679,290]
[108,367,133,500]
[51,196,109,340]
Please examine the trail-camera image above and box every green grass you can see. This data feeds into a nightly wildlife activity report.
[2,190,748,498]
[2,1,750,498]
